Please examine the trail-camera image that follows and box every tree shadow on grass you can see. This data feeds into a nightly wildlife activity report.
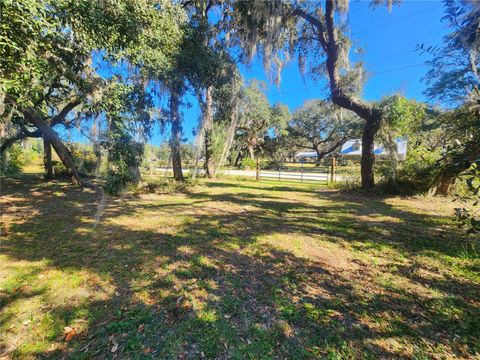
[1,176,479,359]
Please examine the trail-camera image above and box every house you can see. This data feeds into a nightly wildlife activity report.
[340,138,407,160]
[295,138,407,162]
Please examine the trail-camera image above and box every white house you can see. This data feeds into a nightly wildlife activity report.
[295,138,407,161]
[340,138,407,160]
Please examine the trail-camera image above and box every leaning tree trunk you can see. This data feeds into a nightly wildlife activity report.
[169,89,184,182]
[43,137,54,179]
[320,0,383,190]
[204,87,215,178]
[27,110,82,185]
[215,103,239,177]
[92,114,102,175]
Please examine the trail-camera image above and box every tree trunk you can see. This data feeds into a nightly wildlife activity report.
[248,145,255,160]
[314,148,324,166]
[360,118,379,190]
[27,110,82,185]
[92,115,102,175]
[234,150,243,167]
[312,0,382,190]
[169,89,184,182]
[1,125,7,167]
[215,103,239,177]
[204,87,215,178]
[43,137,54,179]
[436,173,455,196]
[191,115,204,180]
[128,165,141,184]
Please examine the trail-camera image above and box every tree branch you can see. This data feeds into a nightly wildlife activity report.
[1,133,26,154]
[23,107,82,185]
[50,99,81,126]
[320,1,378,122]
[0,126,42,154]
[292,8,327,51]
[205,0,215,14]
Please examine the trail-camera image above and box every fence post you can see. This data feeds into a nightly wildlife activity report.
[256,157,259,181]
[301,160,304,183]
[330,157,336,184]
[278,164,281,181]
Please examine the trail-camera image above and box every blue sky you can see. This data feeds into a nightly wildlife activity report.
[171,0,450,145]
[71,0,450,146]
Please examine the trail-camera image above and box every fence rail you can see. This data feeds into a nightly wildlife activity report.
[152,159,339,183]
[258,165,330,182]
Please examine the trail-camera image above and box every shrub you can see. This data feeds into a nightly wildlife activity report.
[104,170,134,196]
[452,163,480,234]
[0,144,25,176]
[336,172,361,191]
[239,158,256,170]
[139,177,197,194]
[263,159,282,170]
[66,143,98,176]
[375,144,441,194]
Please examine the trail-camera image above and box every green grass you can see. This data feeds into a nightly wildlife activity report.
[1,173,479,359]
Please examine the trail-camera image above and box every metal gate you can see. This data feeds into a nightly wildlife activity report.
[258,161,334,183]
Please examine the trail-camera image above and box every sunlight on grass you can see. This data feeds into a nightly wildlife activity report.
[1,176,479,359]
[0,256,114,358]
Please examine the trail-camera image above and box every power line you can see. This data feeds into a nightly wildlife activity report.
[276,53,425,86]
[274,62,427,96]
[373,62,425,75]
[266,8,443,86]
[351,6,441,36]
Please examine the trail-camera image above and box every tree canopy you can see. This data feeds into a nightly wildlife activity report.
[284,100,361,162]
[235,80,290,160]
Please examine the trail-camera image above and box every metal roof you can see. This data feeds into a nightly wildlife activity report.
[296,138,407,159]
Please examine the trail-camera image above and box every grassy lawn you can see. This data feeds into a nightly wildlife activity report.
[1,173,479,359]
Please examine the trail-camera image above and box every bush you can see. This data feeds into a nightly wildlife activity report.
[337,158,355,167]
[335,172,361,191]
[67,143,98,176]
[139,177,197,194]
[452,163,480,234]
[239,158,256,170]
[263,159,282,170]
[375,145,441,194]
[375,160,401,193]
[104,170,134,196]
[0,144,25,176]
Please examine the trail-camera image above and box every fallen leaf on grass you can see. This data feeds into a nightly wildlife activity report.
[64,326,77,342]
[111,339,119,353]
[143,347,152,354]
